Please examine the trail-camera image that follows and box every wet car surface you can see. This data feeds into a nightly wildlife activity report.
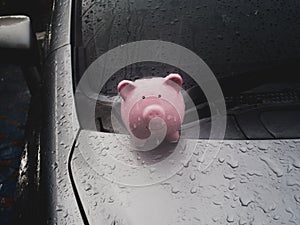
[72,131,300,224]
[2,0,300,224]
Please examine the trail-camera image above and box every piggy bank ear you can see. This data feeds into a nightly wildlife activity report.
[118,80,136,100]
[164,73,183,92]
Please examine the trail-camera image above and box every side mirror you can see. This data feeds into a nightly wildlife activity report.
[0,15,41,94]
[0,15,32,49]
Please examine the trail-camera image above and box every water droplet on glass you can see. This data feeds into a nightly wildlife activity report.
[260,156,283,177]
[85,183,92,191]
[287,178,300,187]
[226,214,234,223]
[287,164,293,173]
[294,194,300,203]
[292,158,300,169]
[149,167,156,173]
[171,186,179,194]
[212,216,219,222]
[239,147,247,153]
[218,157,225,163]
[239,219,247,225]
[189,173,196,181]
[239,196,253,207]
[108,196,114,203]
[273,215,280,220]
[224,173,235,180]
[227,159,239,169]
[228,183,235,190]
[190,187,197,194]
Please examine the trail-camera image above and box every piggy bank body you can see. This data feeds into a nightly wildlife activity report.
[118,74,185,147]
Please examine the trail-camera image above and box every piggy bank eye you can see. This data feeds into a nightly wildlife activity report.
[142,96,145,99]
[158,94,162,98]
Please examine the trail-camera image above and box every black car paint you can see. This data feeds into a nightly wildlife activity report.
[14,0,86,224]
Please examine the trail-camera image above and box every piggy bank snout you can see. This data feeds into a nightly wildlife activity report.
[142,105,165,121]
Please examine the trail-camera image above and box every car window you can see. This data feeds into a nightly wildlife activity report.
[79,0,300,79]
[75,0,300,139]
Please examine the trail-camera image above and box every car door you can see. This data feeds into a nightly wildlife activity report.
[69,0,300,224]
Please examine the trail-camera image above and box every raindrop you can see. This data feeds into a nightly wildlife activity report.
[226,214,234,223]
[287,164,293,173]
[212,217,219,222]
[285,207,296,223]
[85,183,92,191]
[110,165,116,170]
[193,216,201,222]
[268,203,276,211]
[52,162,58,170]
[239,219,247,225]
[258,145,268,151]
[218,157,225,163]
[247,171,263,177]
[182,160,190,168]
[224,173,235,180]
[154,154,162,160]
[260,156,283,177]
[64,212,68,218]
[228,183,235,190]
[56,208,63,213]
[239,196,253,207]
[108,196,114,203]
[171,186,179,194]
[273,215,280,220]
[156,139,160,145]
[149,167,156,173]
[176,170,183,176]
[197,157,205,163]
[193,151,199,156]
[101,151,108,157]
[294,194,300,203]
[190,187,197,194]
[247,145,254,150]
[189,173,196,181]
[287,178,300,187]
[227,159,239,169]
[224,193,230,199]
[239,147,247,153]
[292,158,300,169]
[212,197,222,205]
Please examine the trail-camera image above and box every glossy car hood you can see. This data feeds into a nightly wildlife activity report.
[71,130,300,225]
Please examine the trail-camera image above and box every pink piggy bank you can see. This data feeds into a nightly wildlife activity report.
[117,74,185,148]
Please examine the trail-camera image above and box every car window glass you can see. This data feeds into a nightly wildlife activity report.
[77,0,300,138]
